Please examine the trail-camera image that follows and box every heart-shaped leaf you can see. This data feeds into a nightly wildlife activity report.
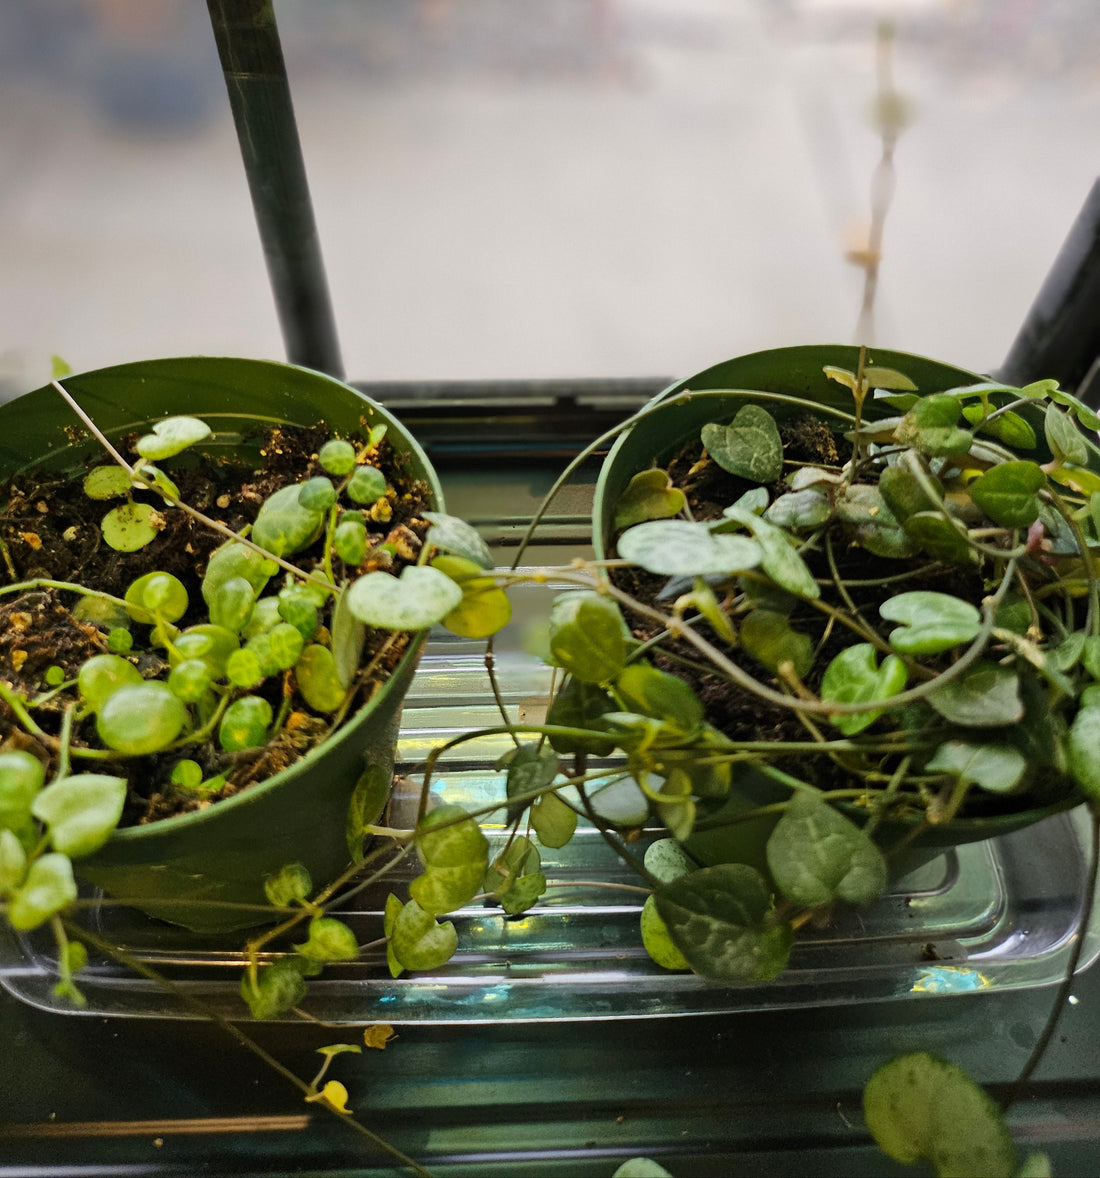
[820,644,907,735]
[720,506,820,599]
[618,519,761,577]
[766,792,887,907]
[655,863,793,983]
[927,663,1023,727]
[293,916,359,962]
[863,1053,1016,1178]
[547,591,628,683]
[250,485,325,558]
[763,489,831,530]
[880,592,982,655]
[878,465,941,523]
[613,663,703,738]
[483,835,545,915]
[423,511,494,569]
[432,554,511,639]
[31,773,127,859]
[498,744,561,823]
[263,862,312,908]
[410,804,489,914]
[346,565,464,631]
[836,484,916,558]
[545,678,617,755]
[902,511,973,564]
[961,403,1036,449]
[701,404,783,484]
[388,897,459,972]
[530,789,577,849]
[969,461,1044,528]
[240,957,310,1020]
[0,750,45,832]
[895,395,973,457]
[134,415,212,461]
[613,469,687,532]
[925,741,1027,795]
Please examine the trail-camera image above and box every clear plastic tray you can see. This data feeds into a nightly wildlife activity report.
[2,633,1098,1023]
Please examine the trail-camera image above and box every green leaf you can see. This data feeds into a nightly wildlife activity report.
[740,609,813,678]
[251,484,325,558]
[896,395,974,457]
[969,461,1045,528]
[134,415,212,460]
[101,501,161,552]
[547,591,628,683]
[498,744,560,824]
[423,511,494,569]
[643,838,697,884]
[926,741,1027,795]
[51,355,73,379]
[388,897,459,972]
[1067,706,1100,805]
[1049,385,1100,431]
[263,862,312,908]
[432,554,511,639]
[82,465,132,500]
[766,793,887,907]
[346,565,464,631]
[346,764,391,861]
[961,404,1036,449]
[0,750,45,831]
[31,774,127,859]
[720,506,820,599]
[530,789,578,849]
[863,1052,1016,1177]
[679,576,736,644]
[240,957,309,1020]
[640,895,690,972]
[902,511,973,564]
[483,835,546,915]
[878,464,942,524]
[864,365,918,391]
[613,663,703,738]
[586,774,650,826]
[613,468,687,532]
[293,916,360,962]
[409,804,489,915]
[656,768,696,841]
[927,663,1023,727]
[202,539,275,606]
[655,863,793,983]
[296,644,347,713]
[702,404,783,484]
[318,438,357,476]
[346,464,387,504]
[0,829,28,893]
[8,853,77,930]
[617,519,761,577]
[820,644,907,735]
[763,489,831,530]
[880,591,982,655]
[330,586,365,689]
[218,695,272,752]
[545,678,617,756]
[1044,403,1089,466]
[133,463,181,504]
[836,484,916,558]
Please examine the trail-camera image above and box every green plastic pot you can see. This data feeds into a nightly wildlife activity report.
[591,344,1086,865]
[0,357,440,932]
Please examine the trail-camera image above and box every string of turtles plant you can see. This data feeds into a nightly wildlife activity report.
[3,366,1099,1176]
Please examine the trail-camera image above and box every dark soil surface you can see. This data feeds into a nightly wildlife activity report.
[0,423,431,827]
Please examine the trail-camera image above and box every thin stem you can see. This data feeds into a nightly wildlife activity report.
[999,809,1100,1112]
[66,921,430,1177]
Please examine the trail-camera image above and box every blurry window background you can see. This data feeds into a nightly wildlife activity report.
[1,0,1098,395]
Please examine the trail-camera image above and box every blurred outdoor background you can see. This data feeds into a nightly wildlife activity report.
[1,0,1098,396]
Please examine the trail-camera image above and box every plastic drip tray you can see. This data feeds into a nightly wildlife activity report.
[2,637,1097,1023]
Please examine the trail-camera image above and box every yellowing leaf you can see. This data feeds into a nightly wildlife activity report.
[305,1080,351,1114]
[363,1024,397,1050]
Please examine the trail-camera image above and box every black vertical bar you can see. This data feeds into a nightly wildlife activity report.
[206,0,344,379]
[999,179,1100,398]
